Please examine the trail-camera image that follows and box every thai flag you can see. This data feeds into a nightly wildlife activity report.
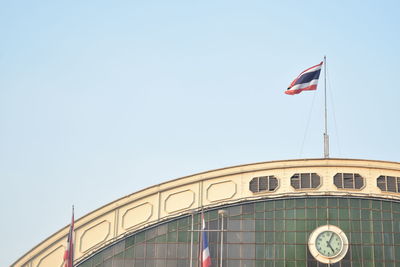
[201,214,212,267]
[285,61,323,95]
[63,208,75,267]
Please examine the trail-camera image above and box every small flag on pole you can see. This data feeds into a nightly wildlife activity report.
[63,206,75,267]
[201,214,212,267]
[285,61,323,95]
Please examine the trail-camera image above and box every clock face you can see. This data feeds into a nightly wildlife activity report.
[308,225,349,264]
[315,231,343,257]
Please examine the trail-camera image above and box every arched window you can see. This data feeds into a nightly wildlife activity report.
[334,173,364,189]
[377,175,400,193]
[249,176,278,193]
[291,173,321,189]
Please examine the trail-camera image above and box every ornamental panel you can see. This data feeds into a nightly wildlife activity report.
[206,180,237,202]
[79,220,111,253]
[164,189,195,214]
[35,245,64,267]
[122,202,153,230]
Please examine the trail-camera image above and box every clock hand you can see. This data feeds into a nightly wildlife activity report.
[327,241,334,252]
[328,232,334,245]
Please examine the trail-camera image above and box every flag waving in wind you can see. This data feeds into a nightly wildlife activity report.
[285,61,323,95]
[201,214,212,267]
[64,207,75,267]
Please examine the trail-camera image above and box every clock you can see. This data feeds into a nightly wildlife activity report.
[308,225,349,264]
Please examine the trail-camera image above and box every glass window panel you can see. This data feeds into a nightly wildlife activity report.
[229,205,241,216]
[275,210,284,219]
[286,199,295,209]
[387,176,397,192]
[362,220,372,232]
[351,220,361,232]
[296,232,307,243]
[249,178,259,193]
[259,177,268,191]
[242,232,255,243]
[394,233,400,244]
[384,245,395,260]
[156,244,167,258]
[301,173,311,188]
[291,174,300,189]
[167,244,177,258]
[307,208,317,219]
[135,244,145,258]
[372,221,382,232]
[255,220,264,231]
[307,198,316,207]
[285,231,295,243]
[146,243,155,257]
[384,232,394,244]
[167,231,177,242]
[334,173,342,188]
[242,220,255,231]
[361,209,371,220]
[372,200,381,210]
[286,209,295,219]
[275,200,284,209]
[311,173,320,188]
[383,220,393,230]
[255,202,264,212]
[269,176,278,191]
[377,175,386,191]
[317,208,327,220]
[275,220,284,231]
[275,232,284,243]
[241,244,255,259]
[354,174,364,189]
[264,219,274,231]
[297,208,306,219]
[383,201,392,211]
[328,208,338,220]
[343,173,354,188]
[374,232,383,244]
[351,209,360,220]
[227,244,240,258]
[275,244,284,259]
[351,232,362,243]
[339,208,349,219]
[317,198,327,207]
[227,231,241,243]
[255,245,265,259]
[178,243,190,259]
[286,244,296,260]
[265,231,275,243]
[286,220,295,230]
[255,230,264,243]
[296,220,306,231]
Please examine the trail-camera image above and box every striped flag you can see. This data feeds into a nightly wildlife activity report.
[201,214,212,267]
[285,61,323,95]
[63,207,74,267]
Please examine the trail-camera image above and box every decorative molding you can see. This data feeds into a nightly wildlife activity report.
[79,220,111,253]
[122,202,153,230]
[206,180,237,202]
[164,189,195,213]
[36,245,64,267]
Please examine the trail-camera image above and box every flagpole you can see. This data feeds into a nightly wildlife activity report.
[323,55,329,158]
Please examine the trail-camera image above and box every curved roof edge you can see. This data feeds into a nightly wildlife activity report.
[12,158,400,267]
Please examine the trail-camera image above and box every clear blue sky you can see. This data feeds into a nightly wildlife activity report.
[1,1,400,266]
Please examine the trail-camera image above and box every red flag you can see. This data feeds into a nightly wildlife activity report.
[63,207,74,267]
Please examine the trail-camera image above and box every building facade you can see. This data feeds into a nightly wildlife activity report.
[13,159,400,267]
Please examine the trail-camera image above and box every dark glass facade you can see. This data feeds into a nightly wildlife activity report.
[77,197,400,267]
